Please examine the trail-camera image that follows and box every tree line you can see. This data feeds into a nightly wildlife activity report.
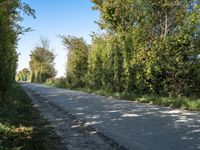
[17,0,200,98]
[0,0,35,98]
[16,38,56,83]
[63,0,200,97]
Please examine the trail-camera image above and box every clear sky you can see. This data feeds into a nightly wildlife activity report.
[17,0,100,77]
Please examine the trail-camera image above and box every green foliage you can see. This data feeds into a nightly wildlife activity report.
[29,38,56,83]
[45,77,67,88]
[73,87,200,111]
[62,0,200,99]
[16,68,31,82]
[62,36,88,88]
[87,34,112,90]
[0,0,35,96]
[86,0,200,97]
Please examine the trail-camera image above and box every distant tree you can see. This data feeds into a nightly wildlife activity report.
[29,38,56,83]
[16,68,31,81]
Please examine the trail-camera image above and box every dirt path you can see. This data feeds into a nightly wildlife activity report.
[22,83,200,150]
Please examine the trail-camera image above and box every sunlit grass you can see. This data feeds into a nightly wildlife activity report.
[74,87,200,111]
[44,81,200,111]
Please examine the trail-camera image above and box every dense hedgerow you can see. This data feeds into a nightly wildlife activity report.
[63,0,200,97]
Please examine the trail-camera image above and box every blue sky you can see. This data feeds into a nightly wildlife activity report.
[17,0,100,77]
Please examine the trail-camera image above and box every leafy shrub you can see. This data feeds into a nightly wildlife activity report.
[45,77,67,88]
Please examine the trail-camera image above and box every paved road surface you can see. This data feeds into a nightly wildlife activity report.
[21,83,200,150]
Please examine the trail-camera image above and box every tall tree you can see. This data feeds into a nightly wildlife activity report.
[61,0,199,96]
[29,38,56,83]
[90,0,200,96]
[61,36,88,88]
[0,0,35,97]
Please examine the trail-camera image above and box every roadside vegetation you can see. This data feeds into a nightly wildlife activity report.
[46,1,200,111]
[16,38,56,83]
[16,68,31,82]
[0,84,60,150]
[29,38,56,83]
[0,0,35,98]
[16,0,200,111]
[83,89,200,111]
[45,77,67,88]
[0,1,59,149]
[45,81,200,111]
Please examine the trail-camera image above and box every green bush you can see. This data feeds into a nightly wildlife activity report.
[45,77,67,88]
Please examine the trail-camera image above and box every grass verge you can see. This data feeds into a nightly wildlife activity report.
[44,79,200,111]
[46,81,200,111]
[0,84,60,150]
[78,88,200,111]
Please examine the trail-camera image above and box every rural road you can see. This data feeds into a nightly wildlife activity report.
[21,83,200,150]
